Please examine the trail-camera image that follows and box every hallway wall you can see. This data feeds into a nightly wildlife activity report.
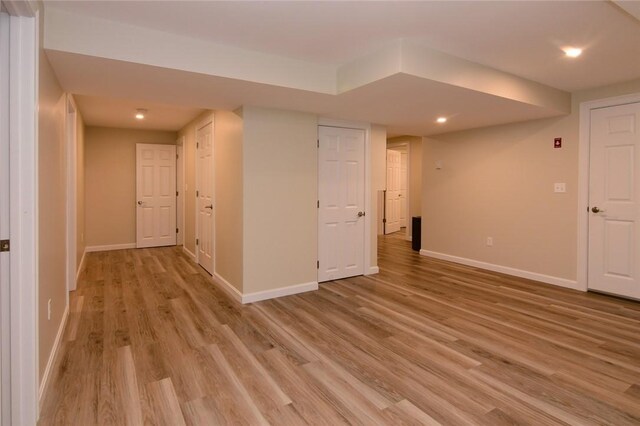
[37,43,67,381]
[84,127,177,247]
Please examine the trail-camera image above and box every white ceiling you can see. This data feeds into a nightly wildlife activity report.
[43,0,640,136]
[74,95,204,131]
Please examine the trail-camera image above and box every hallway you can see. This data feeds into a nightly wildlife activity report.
[39,236,640,425]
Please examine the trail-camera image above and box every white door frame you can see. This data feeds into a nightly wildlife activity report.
[65,95,77,295]
[0,10,10,426]
[318,118,374,276]
[195,114,214,269]
[387,141,412,240]
[4,4,39,425]
[577,92,640,292]
[176,140,184,246]
[135,143,177,248]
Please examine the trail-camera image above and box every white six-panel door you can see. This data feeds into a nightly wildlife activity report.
[588,102,640,299]
[196,120,214,274]
[136,144,177,248]
[385,149,401,234]
[318,126,365,282]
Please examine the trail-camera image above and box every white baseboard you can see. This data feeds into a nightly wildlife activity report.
[213,272,243,304]
[85,243,136,252]
[213,271,318,304]
[420,250,581,291]
[182,246,196,261]
[367,266,380,275]
[242,281,318,304]
[75,249,86,283]
[38,304,69,409]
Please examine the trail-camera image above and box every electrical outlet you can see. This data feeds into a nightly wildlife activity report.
[554,183,566,193]
[48,299,52,320]
[486,237,493,247]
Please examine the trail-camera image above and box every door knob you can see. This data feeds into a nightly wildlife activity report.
[204,205,213,209]
[357,211,365,217]
[591,206,605,213]
[137,201,143,206]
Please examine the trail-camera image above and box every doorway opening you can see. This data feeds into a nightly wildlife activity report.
[383,136,422,247]
[195,115,215,275]
[578,95,640,300]
[317,125,367,282]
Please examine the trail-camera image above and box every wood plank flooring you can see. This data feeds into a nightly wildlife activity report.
[39,234,640,425]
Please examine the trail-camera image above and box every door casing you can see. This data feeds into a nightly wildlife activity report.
[195,114,215,274]
[65,95,77,294]
[317,118,376,277]
[3,5,39,425]
[135,143,177,248]
[577,92,640,293]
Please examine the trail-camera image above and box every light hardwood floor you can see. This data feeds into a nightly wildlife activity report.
[39,234,640,425]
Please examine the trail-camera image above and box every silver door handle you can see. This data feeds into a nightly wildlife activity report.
[204,205,213,209]
[357,211,365,217]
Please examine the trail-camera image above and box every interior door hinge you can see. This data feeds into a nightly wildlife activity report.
[317,200,319,208]
[196,190,199,197]
[176,153,178,159]
[317,260,319,269]
[176,191,179,196]
[317,139,319,148]
[196,238,199,246]
[176,228,179,234]
[0,240,9,252]
[197,142,199,148]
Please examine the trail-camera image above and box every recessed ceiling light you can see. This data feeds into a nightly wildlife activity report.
[135,109,147,120]
[563,47,582,58]
[436,117,447,124]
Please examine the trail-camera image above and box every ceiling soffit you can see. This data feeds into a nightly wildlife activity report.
[45,7,570,115]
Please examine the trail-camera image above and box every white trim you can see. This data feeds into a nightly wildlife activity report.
[65,95,77,294]
[85,243,136,252]
[176,141,184,246]
[9,11,38,426]
[420,250,581,291]
[182,245,196,261]
[37,304,68,410]
[213,273,318,305]
[386,141,412,240]
[75,249,86,283]
[317,118,375,278]
[242,281,319,304]
[368,266,380,274]
[212,272,243,303]
[577,92,640,293]
[194,113,215,271]
[0,11,10,426]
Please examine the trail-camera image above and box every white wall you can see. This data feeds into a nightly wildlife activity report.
[370,125,386,266]
[421,78,640,286]
[84,127,177,247]
[213,110,244,291]
[242,106,318,294]
[37,18,67,382]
